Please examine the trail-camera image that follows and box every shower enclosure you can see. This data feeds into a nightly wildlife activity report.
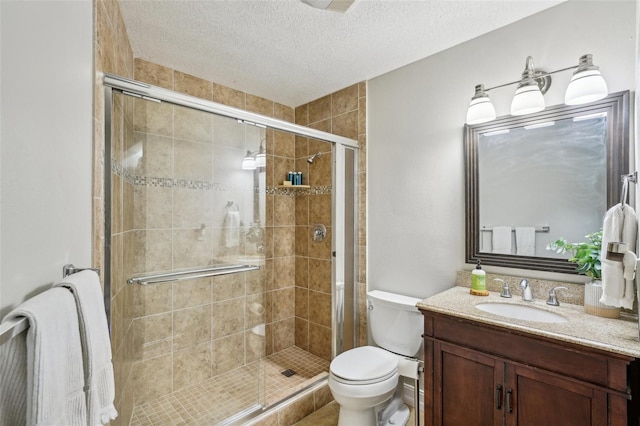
[104,75,358,425]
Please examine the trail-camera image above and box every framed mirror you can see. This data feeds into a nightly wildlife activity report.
[465,90,629,274]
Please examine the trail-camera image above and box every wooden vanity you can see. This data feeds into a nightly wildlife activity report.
[418,287,640,426]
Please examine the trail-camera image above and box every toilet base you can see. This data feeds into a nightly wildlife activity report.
[381,404,410,425]
[337,405,377,426]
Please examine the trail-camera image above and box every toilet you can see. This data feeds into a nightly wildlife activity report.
[329,290,423,426]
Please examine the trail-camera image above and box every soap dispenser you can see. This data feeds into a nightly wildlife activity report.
[470,261,489,296]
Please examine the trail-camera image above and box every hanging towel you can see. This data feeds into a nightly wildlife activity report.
[1,287,87,426]
[600,203,638,309]
[0,322,27,425]
[54,270,118,426]
[515,227,536,256]
[224,210,241,248]
[492,226,512,254]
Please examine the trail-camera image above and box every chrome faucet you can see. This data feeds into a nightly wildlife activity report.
[546,286,568,306]
[520,279,533,301]
[495,278,512,298]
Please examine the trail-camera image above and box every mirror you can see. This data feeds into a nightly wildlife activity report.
[465,90,629,274]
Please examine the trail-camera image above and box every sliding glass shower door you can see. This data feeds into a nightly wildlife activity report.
[108,91,267,424]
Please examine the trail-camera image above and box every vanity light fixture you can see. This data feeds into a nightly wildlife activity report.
[241,150,257,170]
[466,54,608,125]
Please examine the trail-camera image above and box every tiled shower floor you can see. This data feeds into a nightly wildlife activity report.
[130,346,329,425]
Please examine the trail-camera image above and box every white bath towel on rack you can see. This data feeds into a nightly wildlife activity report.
[600,203,638,309]
[492,226,512,254]
[515,227,536,256]
[1,287,87,426]
[224,210,241,248]
[55,270,118,426]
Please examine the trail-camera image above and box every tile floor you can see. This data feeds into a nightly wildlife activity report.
[130,346,329,425]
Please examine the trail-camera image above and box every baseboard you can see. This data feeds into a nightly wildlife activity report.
[403,382,425,412]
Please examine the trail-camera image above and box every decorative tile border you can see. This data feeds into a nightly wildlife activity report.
[113,159,333,195]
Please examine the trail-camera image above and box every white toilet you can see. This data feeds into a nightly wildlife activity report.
[329,290,423,426]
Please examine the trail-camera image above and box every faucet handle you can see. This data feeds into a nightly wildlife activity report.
[519,279,529,289]
[495,279,512,298]
[546,286,568,306]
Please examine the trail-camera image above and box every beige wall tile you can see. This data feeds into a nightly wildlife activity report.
[294,317,309,350]
[273,130,295,158]
[173,305,212,350]
[331,110,358,140]
[308,95,331,124]
[131,281,172,317]
[173,278,212,309]
[294,104,309,126]
[212,332,245,374]
[212,297,246,338]
[246,268,266,295]
[295,287,309,319]
[246,94,274,116]
[308,323,331,361]
[173,343,212,390]
[295,227,309,257]
[308,194,331,226]
[308,259,331,294]
[174,70,213,100]
[246,293,266,328]
[134,186,172,230]
[273,156,295,187]
[132,354,173,404]
[174,106,214,143]
[214,84,246,109]
[212,273,245,301]
[274,227,295,258]
[272,287,295,321]
[132,313,172,361]
[308,290,331,328]
[308,152,332,187]
[175,139,214,180]
[313,384,334,409]
[172,229,214,270]
[295,257,309,288]
[245,330,266,363]
[273,256,295,289]
[274,195,295,226]
[309,119,331,133]
[274,103,294,123]
[172,188,213,229]
[273,318,295,352]
[331,84,358,116]
[295,195,309,226]
[134,58,173,90]
[358,96,367,137]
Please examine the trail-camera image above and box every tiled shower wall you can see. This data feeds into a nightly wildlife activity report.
[94,0,368,423]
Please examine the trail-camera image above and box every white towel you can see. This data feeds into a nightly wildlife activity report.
[54,270,118,426]
[492,226,512,254]
[2,287,87,426]
[600,203,638,309]
[0,322,27,425]
[224,210,240,248]
[515,227,536,256]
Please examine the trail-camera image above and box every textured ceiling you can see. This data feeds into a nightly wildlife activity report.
[119,0,565,107]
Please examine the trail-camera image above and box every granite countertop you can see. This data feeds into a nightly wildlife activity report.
[417,286,640,358]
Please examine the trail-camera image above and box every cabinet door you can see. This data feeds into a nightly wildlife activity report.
[434,342,504,426]
[505,364,608,426]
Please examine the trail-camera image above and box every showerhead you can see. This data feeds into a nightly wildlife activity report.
[307,152,322,164]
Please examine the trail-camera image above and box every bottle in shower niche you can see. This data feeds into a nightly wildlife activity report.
[470,261,489,296]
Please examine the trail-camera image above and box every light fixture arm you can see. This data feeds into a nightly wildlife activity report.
[483,63,578,93]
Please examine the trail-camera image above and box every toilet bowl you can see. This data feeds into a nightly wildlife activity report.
[328,290,423,426]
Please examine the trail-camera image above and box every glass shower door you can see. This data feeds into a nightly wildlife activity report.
[108,91,267,424]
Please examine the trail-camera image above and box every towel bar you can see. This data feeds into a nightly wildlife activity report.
[127,264,260,285]
[0,317,28,346]
[481,225,549,233]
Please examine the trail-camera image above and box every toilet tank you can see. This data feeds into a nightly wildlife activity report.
[368,290,423,357]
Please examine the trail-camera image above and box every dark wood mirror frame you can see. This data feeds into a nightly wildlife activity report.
[465,90,630,274]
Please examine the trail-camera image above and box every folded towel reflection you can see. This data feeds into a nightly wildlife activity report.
[492,226,512,254]
[515,227,536,256]
[224,211,241,248]
[1,288,87,426]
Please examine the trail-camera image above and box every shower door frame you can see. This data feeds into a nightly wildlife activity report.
[102,73,359,419]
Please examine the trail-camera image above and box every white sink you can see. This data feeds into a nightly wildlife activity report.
[475,303,568,323]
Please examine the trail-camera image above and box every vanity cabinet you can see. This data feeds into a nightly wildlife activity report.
[421,310,640,426]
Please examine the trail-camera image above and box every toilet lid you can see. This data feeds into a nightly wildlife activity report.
[330,346,398,382]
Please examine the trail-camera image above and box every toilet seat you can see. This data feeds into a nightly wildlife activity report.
[330,346,399,385]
